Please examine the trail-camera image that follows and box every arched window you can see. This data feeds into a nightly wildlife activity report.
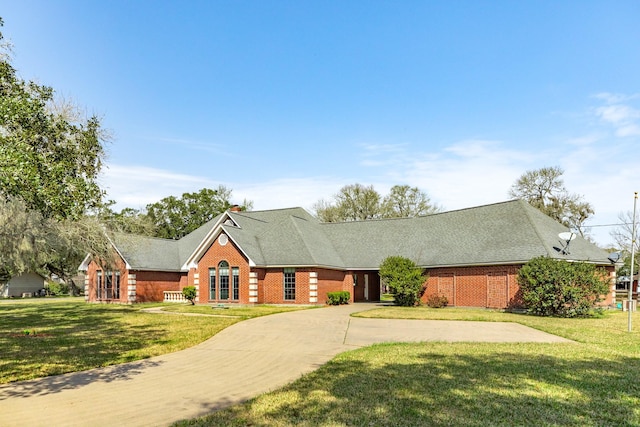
[209,261,239,301]
[218,261,230,300]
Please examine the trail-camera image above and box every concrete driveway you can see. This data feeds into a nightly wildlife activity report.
[0,304,570,427]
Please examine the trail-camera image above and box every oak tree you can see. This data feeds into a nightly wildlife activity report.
[508,166,594,236]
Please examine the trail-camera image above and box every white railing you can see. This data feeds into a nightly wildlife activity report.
[164,291,187,303]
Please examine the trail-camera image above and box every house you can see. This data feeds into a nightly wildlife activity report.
[0,272,46,298]
[79,199,617,308]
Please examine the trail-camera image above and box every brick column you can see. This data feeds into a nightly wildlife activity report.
[127,274,137,304]
[309,272,318,303]
[249,272,258,303]
[84,276,90,302]
[193,273,200,301]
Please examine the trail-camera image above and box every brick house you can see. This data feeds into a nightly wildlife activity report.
[79,199,617,308]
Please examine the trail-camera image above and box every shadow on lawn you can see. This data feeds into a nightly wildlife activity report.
[0,302,168,385]
[186,347,640,427]
[0,359,163,400]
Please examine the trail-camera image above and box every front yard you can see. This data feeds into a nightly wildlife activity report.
[3,299,640,425]
[0,299,307,384]
[177,307,640,426]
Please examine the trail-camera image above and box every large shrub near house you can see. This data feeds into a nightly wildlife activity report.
[379,256,426,307]
[517,256,610,317]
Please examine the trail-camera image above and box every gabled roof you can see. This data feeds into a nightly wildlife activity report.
[95,199,613,272]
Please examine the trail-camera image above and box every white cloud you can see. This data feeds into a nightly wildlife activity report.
[101,93,639,249]
[100,164,217,209]
[234,177,345,213]
[593,95,640,137]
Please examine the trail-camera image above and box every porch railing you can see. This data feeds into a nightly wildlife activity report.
[163,290,187,303]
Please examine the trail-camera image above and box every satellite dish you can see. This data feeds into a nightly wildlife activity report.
[608,252,621,263]
[558,231,576,255]
[558,232,576,241]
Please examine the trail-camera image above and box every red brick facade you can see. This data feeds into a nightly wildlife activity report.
[84,237,615,309]
[423,265,522,308]
[422,264,616,308]
[84,256,183,304]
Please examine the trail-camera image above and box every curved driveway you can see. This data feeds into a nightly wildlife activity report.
[0,304,570,427]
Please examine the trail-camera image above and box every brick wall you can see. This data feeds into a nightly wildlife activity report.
[423,265,522,308]
[317,268,353,304]
[135,271,183,302]
[195,233,251,304]
[85,257,129,304]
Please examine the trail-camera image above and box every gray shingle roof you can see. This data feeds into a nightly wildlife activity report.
[114,200,612,271]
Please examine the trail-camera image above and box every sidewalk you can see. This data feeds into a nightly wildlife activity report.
[0,304,570,427]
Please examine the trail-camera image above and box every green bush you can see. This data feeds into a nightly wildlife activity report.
[426,294,448,308]
[327,291,350,305]
[46,281,69,296]
[182,286,197,305]
[517,256,610,317]
[379,256,427,307]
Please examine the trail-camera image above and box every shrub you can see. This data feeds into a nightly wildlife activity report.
[517,256,610,317]
[46,281,69,296]
[327,291,350,305]
[182,286,197,305]
[426,294,448,308]
[379,256,427,307]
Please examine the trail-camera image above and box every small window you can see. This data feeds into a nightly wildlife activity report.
[232,267,239,300]
[96,271,102,299]
[209,268,216,300]
[284,268,296,300]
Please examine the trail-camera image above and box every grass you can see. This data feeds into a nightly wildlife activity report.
[176,306,640,426]
[0,299,308,384]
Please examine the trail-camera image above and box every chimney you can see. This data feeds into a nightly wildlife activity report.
[229,205,242,212]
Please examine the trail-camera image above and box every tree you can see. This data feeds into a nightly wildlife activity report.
[314,183,440,222]
[381,185,442,218]
[0,19,112,281]
[145,186,252,239]
[0,197,114,284]
[0,27,106,221]
[95,201,157,236]
[379,256,427,306]
[610,210,640,277]
[182,286,197,305]
[517,256,610,317]
[508,166,594,236]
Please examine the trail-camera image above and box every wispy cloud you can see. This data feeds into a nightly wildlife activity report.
[100,94,639,248]
[100,164,217,208]
[592,93,640,137]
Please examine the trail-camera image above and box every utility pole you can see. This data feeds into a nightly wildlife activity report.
[629,192,637,332]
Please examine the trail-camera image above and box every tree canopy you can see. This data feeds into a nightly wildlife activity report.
[314,184,441,222]
[508,166,594,236]
[0,24,105,221]
[98,186,253,240]
[0,18,111,282]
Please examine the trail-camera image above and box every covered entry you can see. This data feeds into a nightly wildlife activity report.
[352,271,381,302]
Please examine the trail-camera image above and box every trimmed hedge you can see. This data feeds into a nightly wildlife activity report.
[327,291,350,305]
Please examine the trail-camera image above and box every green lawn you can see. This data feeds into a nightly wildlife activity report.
[176,307,640,426]
[0,299,307,384]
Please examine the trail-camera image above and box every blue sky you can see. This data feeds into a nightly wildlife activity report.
[2,0,639,247]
